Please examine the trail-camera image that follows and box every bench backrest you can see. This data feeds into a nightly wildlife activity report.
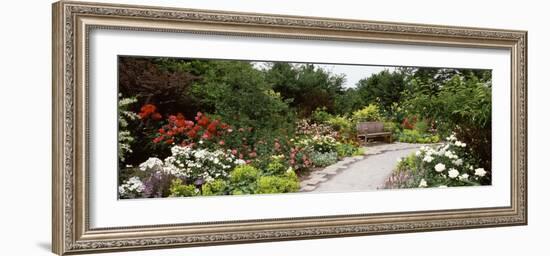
[357,121,384,134]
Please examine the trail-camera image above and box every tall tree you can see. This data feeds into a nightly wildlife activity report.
[355,69,406,117]
[265,63,345,117]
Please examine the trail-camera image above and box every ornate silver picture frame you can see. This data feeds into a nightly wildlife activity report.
[52,1,527,255]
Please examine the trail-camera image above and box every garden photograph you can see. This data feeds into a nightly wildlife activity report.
[117,56,492,199]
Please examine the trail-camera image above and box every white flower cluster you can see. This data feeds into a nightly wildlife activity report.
[413,134,489,188]
[118,176,145,198]
[138,146,246,183]
[139,157,163,172]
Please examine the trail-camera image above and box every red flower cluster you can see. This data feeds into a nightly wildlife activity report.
[139,104,162,120]
[402,116,418,130]
[153,111,232,146]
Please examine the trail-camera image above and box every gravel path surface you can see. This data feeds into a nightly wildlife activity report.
[309,143,427,192]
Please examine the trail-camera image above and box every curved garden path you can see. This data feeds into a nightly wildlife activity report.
[301,143,430,193]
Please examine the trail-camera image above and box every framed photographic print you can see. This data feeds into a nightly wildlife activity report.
[52,1,527,255]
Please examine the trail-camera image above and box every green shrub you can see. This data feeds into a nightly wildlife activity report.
[352,104,382,122]
[255,174,300,194]
[335,143,361,158]
[311,107,333,123]
[310,151,338,167]
[202,179,228,196]
[265,156,288,176]
[403,73,492,169]
[326,116,352,132]
[229,165,261,194]
[397,129,439,144]
[414,120,429,134]
[383,121,400,134]
[169,179,199,197]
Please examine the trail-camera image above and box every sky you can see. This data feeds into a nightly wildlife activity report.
[254,62,395,88]
[315,64,394,88]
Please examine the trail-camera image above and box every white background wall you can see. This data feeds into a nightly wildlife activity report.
[0,0,547,255]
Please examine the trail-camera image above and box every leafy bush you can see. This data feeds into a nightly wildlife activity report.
[202,179,228,196]
[335,143,362,158]
[383,121,400,134]
[403,74,491,169]
[311,107,333,123]
[413,119,429,134]
[352,104,382,122]
[326,116,354,140]
[169,179,199,197]
[397,129,439,144]
[264,156,288,176]
[229,165,261,194]
[255,172,300,194]
[310,151,338,167]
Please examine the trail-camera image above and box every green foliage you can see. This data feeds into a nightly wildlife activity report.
[383,121,400,134]
[311,107,333,123]
[169,179,198,197]
[354,69,407,116]
[397,129,440,144]
[255,172,300,194]
[229,165,261,194]
[335,143,362,158]
[310,151,339,167]
[403,72,492,169]
[266,63,345,117]
[202,179,228,196]
[413,119,429,134]
[326,116,354,140]
[265,156,288,176]
[352,104,382,122]
[187,60,295,134]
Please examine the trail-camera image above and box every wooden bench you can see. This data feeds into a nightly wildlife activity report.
[357,121,392,143]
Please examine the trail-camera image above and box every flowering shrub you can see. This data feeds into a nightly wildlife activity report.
[152,111,230,146]
[295,119,338,138]
[163,145,244,182]
[401,116,417,130]
[118,176,145,199]
[288,145,312,172]
[138,103,163,121]
[118,144,246,198]
[296,135,338,154]
[142,171,173,198]
[118,96,139,163]
[385,134,490,189]
[310,151,339,167]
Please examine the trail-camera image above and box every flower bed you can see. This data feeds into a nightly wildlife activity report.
[118,109,363,198]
